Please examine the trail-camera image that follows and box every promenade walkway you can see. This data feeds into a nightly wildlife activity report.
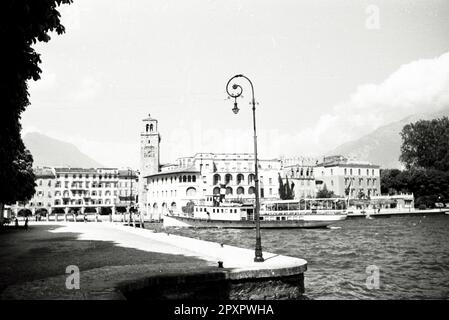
[0,222,307,299]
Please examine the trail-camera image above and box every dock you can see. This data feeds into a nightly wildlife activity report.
[346,208,448,218]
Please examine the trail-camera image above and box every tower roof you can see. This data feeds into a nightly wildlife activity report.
[143,113,157,121]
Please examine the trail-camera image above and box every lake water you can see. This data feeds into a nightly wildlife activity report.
[160,213,449,299]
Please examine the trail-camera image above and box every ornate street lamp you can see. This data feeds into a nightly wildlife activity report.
[226,74,264,262]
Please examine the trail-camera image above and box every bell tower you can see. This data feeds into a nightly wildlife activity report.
[140,114,160,177]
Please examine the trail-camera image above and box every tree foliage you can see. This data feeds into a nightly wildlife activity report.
[380,168,449,208]
[0,0,72,217]
[278,174,295,200]
[316,184,336,198]
[400,117,449,171]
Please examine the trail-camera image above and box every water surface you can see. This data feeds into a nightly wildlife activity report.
[158,214,449,299]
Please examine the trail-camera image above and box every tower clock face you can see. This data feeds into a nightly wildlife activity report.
[144,146,155,158]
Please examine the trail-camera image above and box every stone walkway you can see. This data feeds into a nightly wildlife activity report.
[0,222,307,299]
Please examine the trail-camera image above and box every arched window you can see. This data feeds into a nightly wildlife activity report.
[192,175,196,182]
[237,187,245,195]
[183,176,187,183]
[225,174,232,184]
[146,124,149,132]
[150,123,153,132]
[171,202,177,211]
[248,174,255,184]
[179,176,182,183]
[248,186,256,195]
[188,175,192,182]
[213,174,221,185]
[213,187,220,195]
[226,187,233,195]
[186,187,197,197]
[237,174,244,185]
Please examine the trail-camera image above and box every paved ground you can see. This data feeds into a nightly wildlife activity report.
[0,222,306,299]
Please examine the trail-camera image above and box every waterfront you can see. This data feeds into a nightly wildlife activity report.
[157,213,449,299]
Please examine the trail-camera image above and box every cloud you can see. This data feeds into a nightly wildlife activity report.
[279,51,449,156]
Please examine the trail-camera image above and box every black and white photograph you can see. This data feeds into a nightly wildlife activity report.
[1,0,449,312]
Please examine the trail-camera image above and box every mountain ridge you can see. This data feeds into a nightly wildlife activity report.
[327,107,449,169]
[23,132,104,168]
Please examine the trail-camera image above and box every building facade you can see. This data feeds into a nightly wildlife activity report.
[314,155,381,198]
[11,167,138,217]
[140,115,282,220]
[281,156,318,199]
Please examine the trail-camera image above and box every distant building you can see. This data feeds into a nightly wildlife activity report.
[315,155,381,198]
[280,156,318,199]
[140,115,281,220]
[11,166,138,217]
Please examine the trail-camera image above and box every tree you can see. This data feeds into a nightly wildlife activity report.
[380,169,404,194]
[316,184,336,198]
[278,173,286,200]
[278,174,295,200]
[0,0,72,224]
[400,117,449,171]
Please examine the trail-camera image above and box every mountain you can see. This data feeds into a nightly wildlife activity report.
[23,132,104,168]
[328,107,449,169]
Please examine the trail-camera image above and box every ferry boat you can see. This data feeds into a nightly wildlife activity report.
[163,199,347,229]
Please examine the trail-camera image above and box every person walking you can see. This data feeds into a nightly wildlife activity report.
[24,217,29,231]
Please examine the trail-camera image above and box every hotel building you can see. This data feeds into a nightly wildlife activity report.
[11,167,138,218]
[314,155,381,198]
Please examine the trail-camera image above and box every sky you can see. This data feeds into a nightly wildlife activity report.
[22,0,449,168]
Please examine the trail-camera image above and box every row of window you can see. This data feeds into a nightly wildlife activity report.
[54,199,113,206]
[38,180,136,189]
[288,167,314,178]
[213,186,257,195]
[36,190,119,198]
[149,185,274,198]
[150,175,197,185]
[28,198,114,206]
[195,207,239,214]
[344,177,377,186]
[213,173,257,185]
[55,173,118,179]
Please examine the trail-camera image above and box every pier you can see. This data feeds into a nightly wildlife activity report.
[0,222,307,300]
[346,208,448,218]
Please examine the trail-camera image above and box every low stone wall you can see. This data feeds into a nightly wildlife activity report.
[120,271,305,300]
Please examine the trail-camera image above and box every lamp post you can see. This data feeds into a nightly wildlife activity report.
[128,168,133,225]
[226,74,264,262]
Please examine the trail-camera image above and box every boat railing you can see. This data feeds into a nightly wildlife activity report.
[261,209,347,216]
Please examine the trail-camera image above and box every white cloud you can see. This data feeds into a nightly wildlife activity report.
[277,51,449,156]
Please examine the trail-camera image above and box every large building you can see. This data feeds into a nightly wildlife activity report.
[281,156,318,199]
[139,115,384,219]
[314,155,381,198]
[140,115,282,220]
[11,167,138,217]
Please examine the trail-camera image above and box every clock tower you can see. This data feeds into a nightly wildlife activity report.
[139,114,160,217]
[140,114,160,177]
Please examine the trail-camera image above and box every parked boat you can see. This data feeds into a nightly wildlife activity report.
[163,199,347,229]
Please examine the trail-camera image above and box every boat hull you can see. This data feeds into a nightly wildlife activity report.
[163,214,347,229]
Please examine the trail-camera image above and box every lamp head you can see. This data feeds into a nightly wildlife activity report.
[232,102,239,114]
